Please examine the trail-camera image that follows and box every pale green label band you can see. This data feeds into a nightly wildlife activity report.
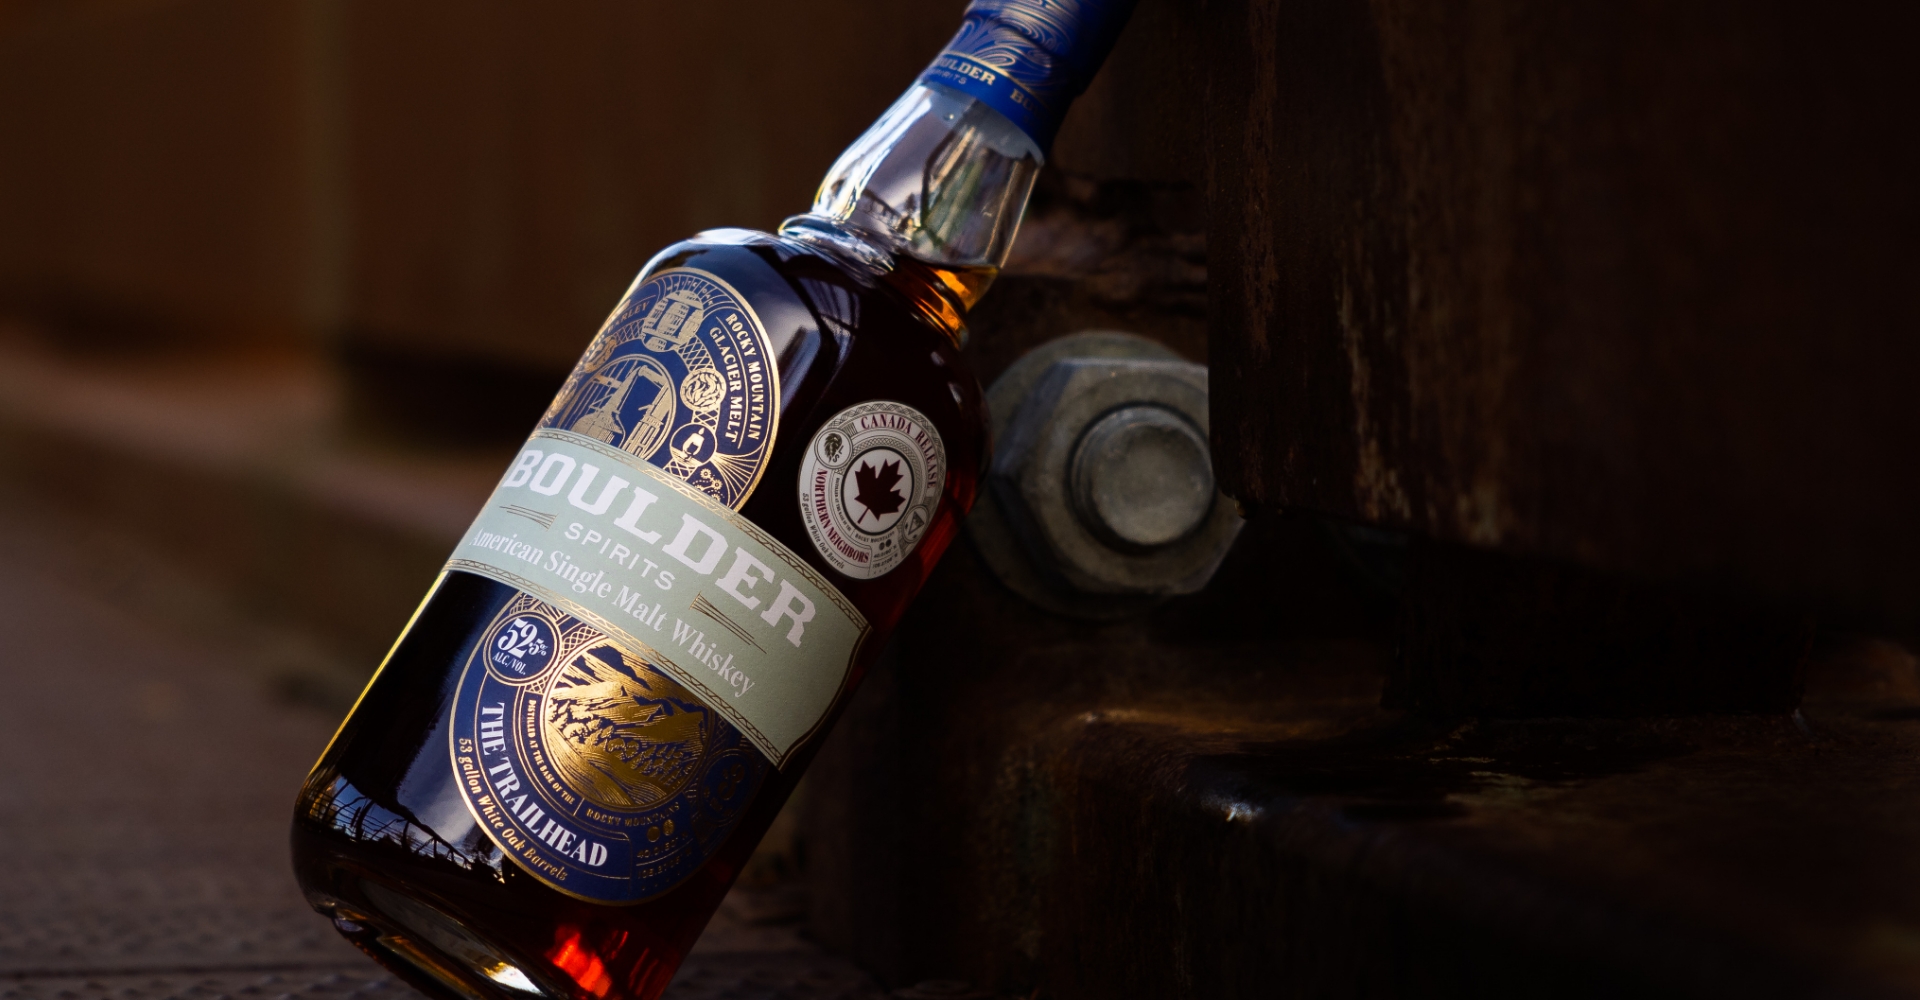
[445,428,869,767]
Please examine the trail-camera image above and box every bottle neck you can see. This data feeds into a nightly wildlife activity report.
[778,0,1138,337]
[780,82,1044,333]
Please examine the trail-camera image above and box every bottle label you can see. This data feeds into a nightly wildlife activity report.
[449,595,769,904]
[447,430,869,767]
[797,401,947,580]
[439,265,869,904]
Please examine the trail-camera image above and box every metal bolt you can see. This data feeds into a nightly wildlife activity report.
[967,331,1244,618]
[1070,405,1215,550]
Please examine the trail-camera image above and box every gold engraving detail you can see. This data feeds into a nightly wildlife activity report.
[572,354,676,460]
[680,368,725,412]
[541,646,712,810]
[638,289,706,352]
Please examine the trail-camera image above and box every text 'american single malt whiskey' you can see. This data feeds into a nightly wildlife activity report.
[290,2,1139,997]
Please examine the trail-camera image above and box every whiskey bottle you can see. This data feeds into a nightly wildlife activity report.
[290,2,1137,997]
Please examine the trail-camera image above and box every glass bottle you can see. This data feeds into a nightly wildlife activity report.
[290,3,1137,998]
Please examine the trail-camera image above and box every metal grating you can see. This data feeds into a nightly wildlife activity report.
[0,492,883,1000]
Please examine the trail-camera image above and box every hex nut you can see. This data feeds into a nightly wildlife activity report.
[988,354,1243,598]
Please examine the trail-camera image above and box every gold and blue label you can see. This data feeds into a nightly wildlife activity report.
[917,0,1139,151]
[444,266,865,904]
[543,267,778,508]
[450,595,767,903]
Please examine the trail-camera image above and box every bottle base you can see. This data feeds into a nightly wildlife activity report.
[309,877,572,1000]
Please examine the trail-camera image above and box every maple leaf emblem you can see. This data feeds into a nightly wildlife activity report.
[851,458,907,524]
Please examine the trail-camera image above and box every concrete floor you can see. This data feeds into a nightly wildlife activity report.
[0,342,886,1000]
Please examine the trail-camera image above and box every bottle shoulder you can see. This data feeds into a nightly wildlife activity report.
[626,229,990,500]
[645,224,990,351]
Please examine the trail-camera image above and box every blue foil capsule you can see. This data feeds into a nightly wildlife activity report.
[916,0,1141,153]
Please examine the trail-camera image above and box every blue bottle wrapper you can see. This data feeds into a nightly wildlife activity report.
[916,0,1139,153]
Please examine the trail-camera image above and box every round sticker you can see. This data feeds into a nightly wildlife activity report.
[798,401,946,580]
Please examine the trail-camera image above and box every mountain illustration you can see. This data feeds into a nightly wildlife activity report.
[543,645,709,809]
